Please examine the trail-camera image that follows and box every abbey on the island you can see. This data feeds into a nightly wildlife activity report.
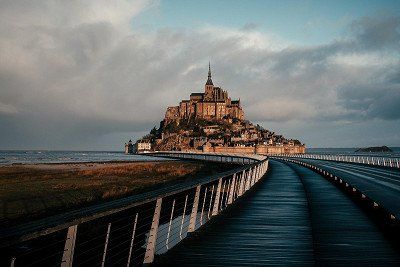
[125,62,306,155]
[164,63,244,121]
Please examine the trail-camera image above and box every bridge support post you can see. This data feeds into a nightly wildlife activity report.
[166,200,175,249]
[200,187,208,224]
[253,166,257,185]
[188,185,201,233]
[238,170,246,196]
[254,166,258,184]
[245,168,252,191]
[61,224,78,267]
[207,185,215,219]
[227,174,236,204]
[179,195,188,239]
[101,223,111,267]
[255,165,260,183]
[212,178,223,216]
[234,173,241,199]
[143,198,163,265]
[126,213,139,267]
[263,162,267,176]
[252,166,256,185]
[249,167,254,187]
[259,161,266,179]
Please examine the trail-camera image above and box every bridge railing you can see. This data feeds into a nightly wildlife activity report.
[277,157,398,222]
[147,151,266,164]
[272,153,400,169]
[1,153,268,266]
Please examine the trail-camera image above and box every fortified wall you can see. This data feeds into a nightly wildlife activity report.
[203,144,306,155]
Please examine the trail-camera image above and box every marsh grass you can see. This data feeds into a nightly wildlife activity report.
[0,161,235,226]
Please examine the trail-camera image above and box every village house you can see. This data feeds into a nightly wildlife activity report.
[135,140,152,153]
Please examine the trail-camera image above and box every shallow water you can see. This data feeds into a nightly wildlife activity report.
[306,147,400,157]
[0,150,165,165]
[1,147,399,165]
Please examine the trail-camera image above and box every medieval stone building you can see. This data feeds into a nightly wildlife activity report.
[164,63,244,121]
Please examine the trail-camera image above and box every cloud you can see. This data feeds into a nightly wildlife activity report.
[0,102,18,114]
[241,23,259,32]
[0,1,399,149]
[350,16,400,50]
[337,82,400,121]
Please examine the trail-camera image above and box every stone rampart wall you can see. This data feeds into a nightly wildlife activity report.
[202,145,305,155]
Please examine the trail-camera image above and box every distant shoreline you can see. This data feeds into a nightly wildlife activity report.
[6,159,172,166]
[0,150,162,165]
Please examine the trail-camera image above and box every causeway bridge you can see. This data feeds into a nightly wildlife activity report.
[1,152,400,266]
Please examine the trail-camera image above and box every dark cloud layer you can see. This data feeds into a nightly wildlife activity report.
[0,1,399,149]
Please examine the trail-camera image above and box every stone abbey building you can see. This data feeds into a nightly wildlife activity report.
[126,62,305,155]
[164,63,244,121]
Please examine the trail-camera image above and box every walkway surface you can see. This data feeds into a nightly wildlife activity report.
[298,159,400,218]
[156,160,314,266]
[156,160,400,266]
[286,161,400,266]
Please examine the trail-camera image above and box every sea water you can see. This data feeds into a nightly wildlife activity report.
[1,148,399,165]
[0,150,167,165]
[306,147,400,158]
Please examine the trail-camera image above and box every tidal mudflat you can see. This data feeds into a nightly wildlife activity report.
[0,161,236,226]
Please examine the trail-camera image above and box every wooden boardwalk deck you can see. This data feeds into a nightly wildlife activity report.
[286,161,400,266]
[298,158,400,218]
[155,160,400,266]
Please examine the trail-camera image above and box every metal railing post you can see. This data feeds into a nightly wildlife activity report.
[200,187,208,225]
[207,185,215,219]
[224,178,231,207]
[126,213,138,267]
[101,223,111,267]
[212,178,223,216]
[245,168,252,191]
[10,257,16,267]
[219,180,226,211]
[252,166,257,186]
[238,170,246,196]
[166,200,175,249]
[61,224,78,267]
[143,198,163,264]
[188,185,201,233]
[227,174,236,205]
[179,195,188,239]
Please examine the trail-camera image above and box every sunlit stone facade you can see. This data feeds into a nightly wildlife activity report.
[164,63,244,121]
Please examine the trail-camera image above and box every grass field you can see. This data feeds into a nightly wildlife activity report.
[0,161,236,227]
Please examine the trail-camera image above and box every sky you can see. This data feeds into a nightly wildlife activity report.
[0,0,399,150]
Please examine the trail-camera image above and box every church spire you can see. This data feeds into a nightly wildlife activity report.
[206,61,213,85]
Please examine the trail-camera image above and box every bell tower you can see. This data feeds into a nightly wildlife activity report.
[204,62,214,101]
